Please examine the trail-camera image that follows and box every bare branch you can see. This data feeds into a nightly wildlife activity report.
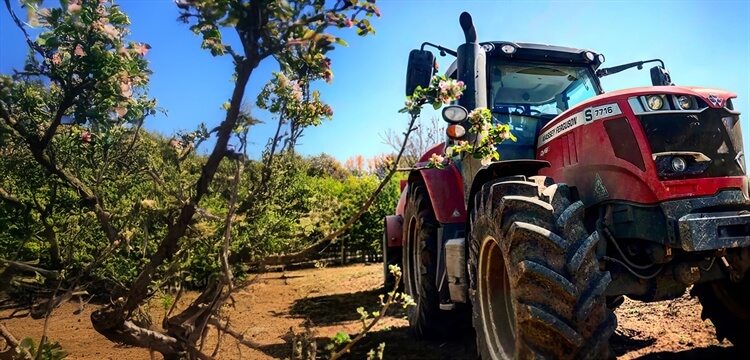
[0,258,60,279]
[0,186,23,207]
[207,317,262,349]
[3,0,46,58]
[0,324,25,359]
[220,160,242,290]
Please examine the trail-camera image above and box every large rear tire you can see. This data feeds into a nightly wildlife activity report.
[402,181,467,339]
[691,273,750,354]
[468,177,616,359]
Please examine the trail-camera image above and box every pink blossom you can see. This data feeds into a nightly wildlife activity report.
[51,52,62,65]
[133,43,151,56]
[74,44,85,56]
[429,153,444,165]
[289,81,303,101]
[120,82,132,98]
[438,80,449,91]
[345,18,353,28]
[501,131,511,140]
[481,156,492,166]
[80,130,91,143]
[323,70,333,83]
[102,24,119,40]
[115,108,127,117]
[67,0,82,14]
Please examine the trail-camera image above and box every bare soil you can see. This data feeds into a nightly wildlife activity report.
[0,263,744,359]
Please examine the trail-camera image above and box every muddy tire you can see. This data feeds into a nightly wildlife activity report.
[402,182,467,339]
[692,277,750,353]
[468,177,616,359]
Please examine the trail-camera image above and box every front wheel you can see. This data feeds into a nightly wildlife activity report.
[468,177,616,359]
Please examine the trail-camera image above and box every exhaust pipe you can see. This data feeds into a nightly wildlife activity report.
[455,11,487,205]
[459,12,477,43]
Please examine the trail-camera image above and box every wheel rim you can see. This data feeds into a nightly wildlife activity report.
[478,235,516,359]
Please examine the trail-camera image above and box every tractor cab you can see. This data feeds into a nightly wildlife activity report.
[406,33,673,163]
[406,40,608,161]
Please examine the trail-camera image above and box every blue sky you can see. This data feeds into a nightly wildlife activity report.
[2,0,749,163]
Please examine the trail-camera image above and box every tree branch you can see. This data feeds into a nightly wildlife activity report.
[115,59,255,323]
[0,186,23,207]
[0,258,60,280]
[3,0,46,58]
[1,101,121,244]
[207,317,262,349]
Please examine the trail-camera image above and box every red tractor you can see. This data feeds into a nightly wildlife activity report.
[383,11,750,359]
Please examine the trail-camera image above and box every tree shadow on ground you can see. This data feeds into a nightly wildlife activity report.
[257,325,478,360]
[610,327,743,359]
[255,322,741,360]
[631,346,742,359]
[288,288,404,326]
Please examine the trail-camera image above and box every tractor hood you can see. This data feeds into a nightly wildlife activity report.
[546,85,738,126]
[602,86,737,109]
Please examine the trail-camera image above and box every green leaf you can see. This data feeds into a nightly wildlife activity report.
[432,101,441,110]
[335,37,348,47]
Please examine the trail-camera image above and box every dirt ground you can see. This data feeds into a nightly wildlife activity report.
[0,263,744,359]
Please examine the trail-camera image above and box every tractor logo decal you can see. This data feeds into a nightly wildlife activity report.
[594,173,610,200]
[538,103,622,147]
[708,94,724,107]
[539,146,550,157]
[452,209,461,218]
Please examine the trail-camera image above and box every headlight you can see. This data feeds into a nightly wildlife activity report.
[672,157,687,172]
[584,51,595,61]
[677,95,692,110]
[597,54,605,63]
[442,105,468,124]
[501,44,516,54]
[647,95,664,110]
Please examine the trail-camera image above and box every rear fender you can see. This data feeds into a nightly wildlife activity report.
[410,163,467,224]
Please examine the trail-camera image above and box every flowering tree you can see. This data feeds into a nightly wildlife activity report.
[3,0,383,358]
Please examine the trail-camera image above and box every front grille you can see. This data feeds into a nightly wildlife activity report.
[638,108,745,178]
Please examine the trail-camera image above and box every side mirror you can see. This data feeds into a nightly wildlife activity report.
[650,66,673,86]
[405,49,435,97]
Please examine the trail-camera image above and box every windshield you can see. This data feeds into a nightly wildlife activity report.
[489,60,599,117]
[487,60,599,158]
